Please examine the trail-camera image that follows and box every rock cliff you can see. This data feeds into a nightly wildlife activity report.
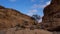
[0,6,35,30]
[42,0,60,31]
[0,6,53,34]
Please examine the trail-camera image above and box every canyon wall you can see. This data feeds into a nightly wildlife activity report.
[0,6,35,30]
[0,6,53,34]
[42,0,60,31]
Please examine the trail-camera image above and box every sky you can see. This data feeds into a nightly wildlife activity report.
[0,0,51,17]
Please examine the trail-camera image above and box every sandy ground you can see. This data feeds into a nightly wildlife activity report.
[0,28,53,34]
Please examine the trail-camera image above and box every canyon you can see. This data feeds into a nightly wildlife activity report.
[0,0,60,34]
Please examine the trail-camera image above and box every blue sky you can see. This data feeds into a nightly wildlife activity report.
[0,0,51,17]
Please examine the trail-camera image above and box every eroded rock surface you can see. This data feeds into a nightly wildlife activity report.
[0,6,35,30]
[42,0,60,31]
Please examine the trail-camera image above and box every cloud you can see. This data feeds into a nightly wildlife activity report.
[32,4,45,8]
[32,1,51,9]
[8,0,16,2]
[38,18,42,23]
[27,9,38,16]
[27,0,51,16]
[46,1,51,5]
[29,9,37,13]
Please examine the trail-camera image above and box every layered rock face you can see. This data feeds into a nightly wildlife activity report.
[0,6,35,30]
[42,0,60,31]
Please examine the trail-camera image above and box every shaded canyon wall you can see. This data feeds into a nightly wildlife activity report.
[42,0,60,31]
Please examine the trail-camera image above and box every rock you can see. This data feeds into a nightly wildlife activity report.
[0,6,35,30]
[0,28,53,34]
[0,6,5,9]
[42,0,60,31]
